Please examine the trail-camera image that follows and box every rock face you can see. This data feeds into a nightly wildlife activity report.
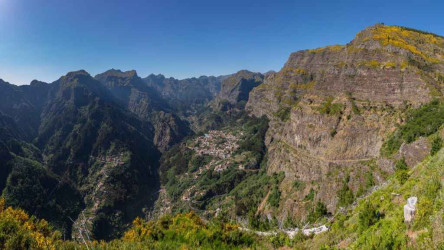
[246,24,444,220]
[404,197,417,223]
[399,137,431,167]
[214,70,264,110]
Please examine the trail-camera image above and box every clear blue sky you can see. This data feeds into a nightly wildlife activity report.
[0,0,443,85]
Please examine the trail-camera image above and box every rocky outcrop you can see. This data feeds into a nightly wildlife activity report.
[246,24,444,221]
[404,197,417,223]
[214,70,264,110]
[399,137,431,167]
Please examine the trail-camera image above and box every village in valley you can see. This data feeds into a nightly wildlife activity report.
[179,129,244,202]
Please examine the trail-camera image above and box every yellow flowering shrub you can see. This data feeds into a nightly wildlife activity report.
[121,212,254,248]
[358,60,381,68]
[0,198,60,249]
[369,26,442,63]
[308,45,344,53]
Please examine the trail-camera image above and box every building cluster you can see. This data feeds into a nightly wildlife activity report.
[190,130,241,159]
[94,152,126,166]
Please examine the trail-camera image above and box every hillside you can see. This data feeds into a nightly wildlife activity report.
[245,24,444,223]
[0,24,442,248]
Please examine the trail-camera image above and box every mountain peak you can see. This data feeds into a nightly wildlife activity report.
[349,24,444,63]
[65,70,90,77]
[30,80,48,86]
[96,69,138,79]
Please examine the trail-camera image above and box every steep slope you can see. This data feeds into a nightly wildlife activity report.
[214,70,264,111]
[143,73,224,114]
[95,69,191,151]
[300,147,443,249]
[155,113,270,219]
[0,79,42,139]
[34,70,161,240]
[245,24,444,222]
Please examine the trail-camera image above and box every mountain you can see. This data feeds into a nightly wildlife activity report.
[0,79,43,139]
[0,68,228,240]
[0,24,442,248]
[0,70,164,240]
[153,24,443,245]
[95,69,190,151]
[245,24,443,222]
[143,73,224,114]
[213,70,264,111]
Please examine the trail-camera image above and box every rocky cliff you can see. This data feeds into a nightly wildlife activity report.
[246,24,444,221]
[214,70,264,110]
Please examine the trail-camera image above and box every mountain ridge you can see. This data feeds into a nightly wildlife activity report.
[0,24,441,248]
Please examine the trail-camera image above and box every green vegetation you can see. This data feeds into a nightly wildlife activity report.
[0,203,264,249]
[337,175,354,207]
[357,171,375,197]
[274,106,291,122]
[369,25,442,63]
[430,135,442,155]
[381,100,444,156]
[307,45,344,53]
[3,157,83,239]
[297,147,443,249]
[120,212,256,249]
[317,97,344,115]
[0,198,61,249]
[394,157,409,184]
[357,60,381,68]
[303,188,315,202]
[358,201,379,233]
[346,92,361,115]
[307,202,328,223]
[1,145,442,249]
[267,187,281,208]
[293,180,305,191]
[159,114,276,221]
[267,172,284,208]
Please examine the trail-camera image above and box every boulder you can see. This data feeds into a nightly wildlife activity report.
[404,197,417,223]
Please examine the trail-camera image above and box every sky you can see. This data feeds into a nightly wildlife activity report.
[0,0,443,85]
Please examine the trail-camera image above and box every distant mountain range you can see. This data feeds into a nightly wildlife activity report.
[0,24,442,248]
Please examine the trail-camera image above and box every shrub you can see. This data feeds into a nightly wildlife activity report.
[430,135,442,156]
[396,170,409,185]
[358,202,379,232]
[395,157,409,184]
[337,176,354,207]
[270,232,289,248]
[395,157,408,171]
[318,97,344,115]
[381,100,444,156]
[274,106,291,122]
[308,202,328,223]
[267,187,281,208]
[123,212,255,248]
[0,198,61,249]
[303,188,315,201]
[293,180,305,191]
